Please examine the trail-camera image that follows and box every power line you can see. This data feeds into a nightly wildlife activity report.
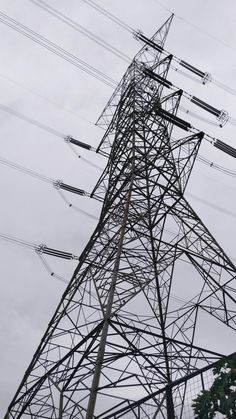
[4,147,235,224]
[0,155,91,196]
[0,155,53,183]
[0,103,66,138]
[1,148,235,222]
[0,103,104,174]
[186,192,236,220]
[0,72,100,128]
[81,0,236,97]
[1,100,235,179]
[80,0,133,33]
[0,231,79,259]
[0,153,99,219]
[196,155,236,178]
[179,105,222,128]
[0,102,102,165]
[2,6,235,132]
[0,231,79,284]
[0,10,117,88]
[135,31,236,97]
[148,69,231,127]
[153,0,236,54]
[30,0,131,64]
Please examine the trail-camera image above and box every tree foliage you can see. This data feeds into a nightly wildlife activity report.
[192,353,236,418]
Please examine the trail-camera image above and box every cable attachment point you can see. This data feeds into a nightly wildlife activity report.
[65,135,93,150]
[64,135,71,144]
[133,29,143,40]
[35,243,47,255]
[35,244,79,260]
[217,110,229,126]
[202,72,212,85]
[53,179,63,189]
[71,254,80,261]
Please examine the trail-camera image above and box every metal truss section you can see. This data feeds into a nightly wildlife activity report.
[5,15,236,419]
[95,15,173,138]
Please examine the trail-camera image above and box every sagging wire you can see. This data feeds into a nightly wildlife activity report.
[159,96,236,159]
[173,64,236,103]
[197,155,236,175]
[0,231,78,284]
[213,79,236,96]
[134,29,236,97]
[0,95,235,176]
[78,0,236,96]
[0,9,117,89]
[0,71,99,128]
[145,67,230,127]
[30,0,131,64]
[33,0,236,110]
[171,65,203,84]
[0,155,53,183]
[0,103,66,138]
[66,130,236,179]
[80,0,134,34]
[64,136,103,170]
[0,154,99,219]
[179,105,221,127]
[0,231,79,259]
[0,103,104,168]
[186,192,236,220]
[153,0,236,95]
[182,148,236,179]
[0,232,36,250]
[0,154,90,195]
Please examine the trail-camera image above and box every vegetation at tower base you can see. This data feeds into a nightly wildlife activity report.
[192,353,236,419]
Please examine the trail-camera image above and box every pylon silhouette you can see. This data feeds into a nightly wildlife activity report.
[5,15,236,419]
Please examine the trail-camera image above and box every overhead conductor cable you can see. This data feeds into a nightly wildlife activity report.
[30,0,131,63]
[0,232,79,260]
[144,68,229,126]
[0,10,116,88]
[77,0,236,95]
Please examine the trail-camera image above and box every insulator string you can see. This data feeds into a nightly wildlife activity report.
[79,0,236,97]
[0,101,235,181]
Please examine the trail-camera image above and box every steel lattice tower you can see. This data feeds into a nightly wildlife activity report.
[5,16,236,419]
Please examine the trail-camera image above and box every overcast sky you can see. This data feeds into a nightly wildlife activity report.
[1,0,236,416]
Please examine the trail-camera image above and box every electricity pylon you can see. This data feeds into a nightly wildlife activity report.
[5,15,236,419]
